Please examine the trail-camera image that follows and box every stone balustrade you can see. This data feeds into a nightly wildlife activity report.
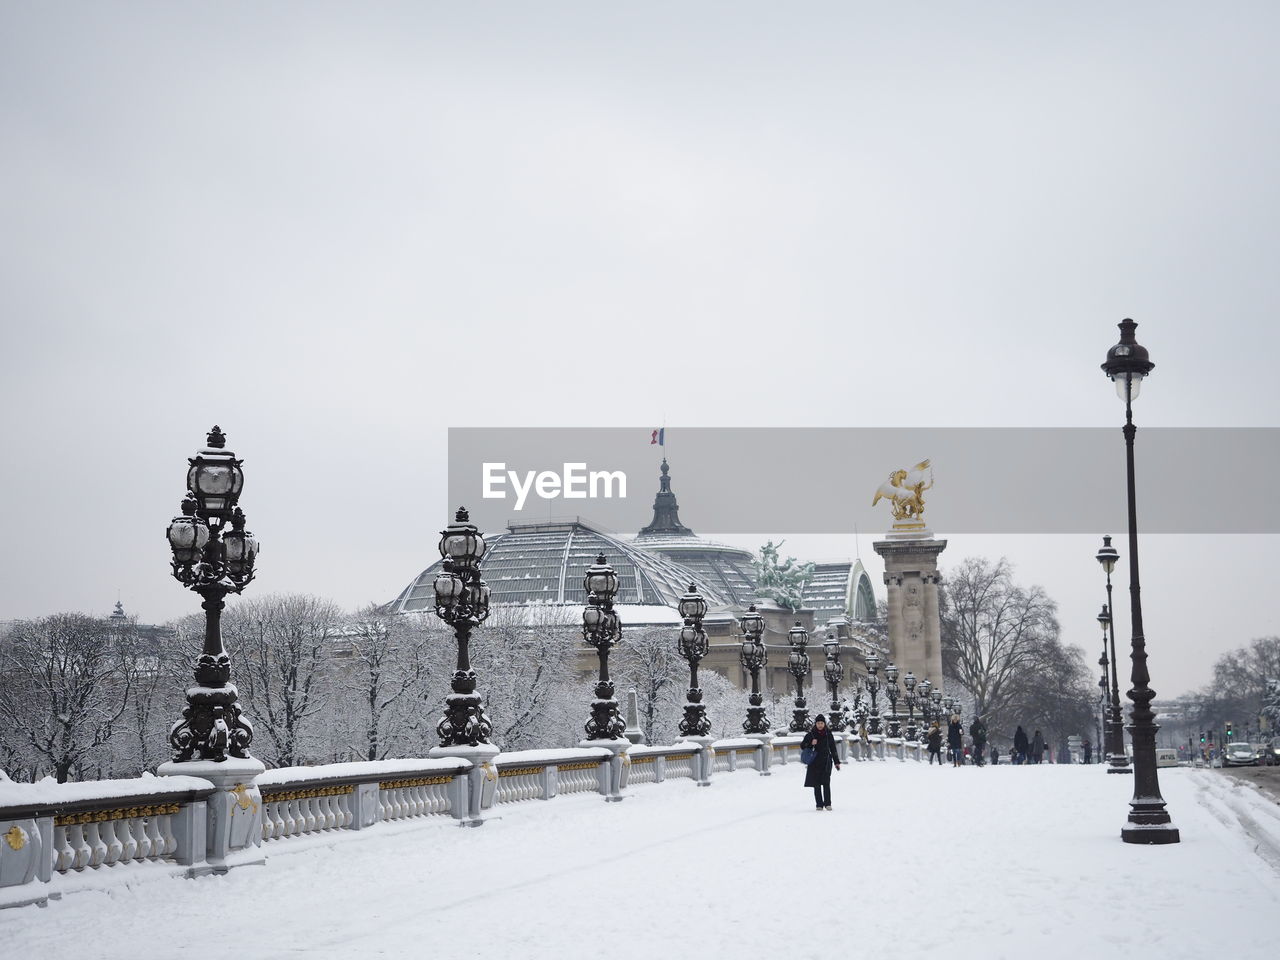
[0,732,930,910]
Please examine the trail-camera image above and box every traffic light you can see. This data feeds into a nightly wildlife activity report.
[1200,731,1206,744]
[1227,722,1234,740]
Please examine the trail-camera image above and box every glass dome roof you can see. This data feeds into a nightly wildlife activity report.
[387,519,731,614]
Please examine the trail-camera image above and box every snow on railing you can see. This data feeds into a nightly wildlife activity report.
[0,732,928,910]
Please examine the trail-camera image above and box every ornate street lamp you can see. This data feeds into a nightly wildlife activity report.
[739,605,769,735]
[884,661,901,737]
[787,621,811,733]
[903,671,919,741]
[823,635,845,732]
[165,426,259,763]
[1096,542,1132,774]
[677,584,711,738]
[864,651,883,735]
[1101,318,1179,843]
[582,554,625,740]
[432,508,494,747]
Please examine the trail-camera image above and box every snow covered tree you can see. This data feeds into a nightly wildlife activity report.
[753,541,814,612]
[0,613,135,782]
[222,593,343,768]
[614,626,685,745]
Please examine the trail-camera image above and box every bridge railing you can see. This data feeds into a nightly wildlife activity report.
[1,732,929,910]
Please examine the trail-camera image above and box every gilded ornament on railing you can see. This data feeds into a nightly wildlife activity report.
[53,803,181,827]
[261,784,355,803]
[230,783,259,814]
[481,763,497,783]
[378,776,453,790]
[556,761,600,773]
[3,824,26,850]
[872,459,934,531]
[498,765,547,778]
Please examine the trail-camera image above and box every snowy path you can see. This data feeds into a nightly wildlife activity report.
[4,763,1278,960]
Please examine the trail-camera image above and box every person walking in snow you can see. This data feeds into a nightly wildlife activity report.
[1013,725,1030,765]
[926,721,943,765]
[989,743,1000,765]
[947,713,964,767]
[969,715,988,767]
[1030,729,1046,765]
[802,715,842,810]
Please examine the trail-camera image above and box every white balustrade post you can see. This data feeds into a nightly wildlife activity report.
[349,782,381,831]
[170,799,210,875]
[159,757,265,874]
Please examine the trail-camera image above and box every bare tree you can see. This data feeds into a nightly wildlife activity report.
[941,557,1059,726]
[223,594,342,768]
[614,626,684,745]
[0,614,134,782]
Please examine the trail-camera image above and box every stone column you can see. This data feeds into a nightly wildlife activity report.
[873,537,948,690]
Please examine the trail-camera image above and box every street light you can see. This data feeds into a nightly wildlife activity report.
[739,605,770,735]
[787,621,811,733]
[582,554,625,740]
[864,651,883,734]
[677,584,711,739]
[1096,541,1132,774]
[903,671,919,741]
[884,661,901,738]
[433,507,494,747]
[1101,318,1179,844]
[823,635,845,731]
[166,426,258,763]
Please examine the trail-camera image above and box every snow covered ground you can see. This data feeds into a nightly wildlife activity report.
[4,762,1278,960]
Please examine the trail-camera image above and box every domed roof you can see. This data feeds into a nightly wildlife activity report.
[386,518,730,615]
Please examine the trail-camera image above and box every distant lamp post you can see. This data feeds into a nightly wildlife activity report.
[166,426,259,763]
[864,651,883,735]
[823,636,845,732]
[676,584,711,739]
[739,605,770,735]
[582,554,625,740]
[884,661,901,737]
[903,671,919,741]
[433,508,494,747]
[1095,540,1132,774]
[787,621,811,733]
[1101,318,1179,843]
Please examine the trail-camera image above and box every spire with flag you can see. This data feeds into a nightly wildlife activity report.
[650,427,664,446]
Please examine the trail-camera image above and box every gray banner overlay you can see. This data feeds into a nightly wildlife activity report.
[447,428,1280,535]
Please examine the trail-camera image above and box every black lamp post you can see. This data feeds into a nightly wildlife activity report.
[1101,318,1180,843]
[864,652,883,735]
[677,584,711,738]
[787,621,811,733]
[166,426,259,763]
[432,508,494,747]
[1095,538,1133,773]
[823,636,845,732]
[581,554,625,740]
[904,672,919,741]
[739,605,770,735]
[884,662,901,738]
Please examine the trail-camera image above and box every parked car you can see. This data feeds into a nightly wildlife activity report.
[1223,742,1258,767]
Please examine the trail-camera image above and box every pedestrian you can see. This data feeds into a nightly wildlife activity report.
[802,714,842,811]
[990,743,999,765]
[1083,739,1093,765]
[947,712,964,767]
[1013,725,1029,765]
[969,714,988,767]
[926,721,943,765]
[1031,729,1045,765]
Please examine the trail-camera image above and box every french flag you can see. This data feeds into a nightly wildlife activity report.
[650,428,664,446]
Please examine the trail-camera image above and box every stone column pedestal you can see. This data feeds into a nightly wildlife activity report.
[873,537,948,691]
[579,738,630,801]
[429,744,499,826]
[678,736,714,786]
[159,757,265,874]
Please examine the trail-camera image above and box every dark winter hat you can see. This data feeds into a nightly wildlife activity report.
[814,714,827,723]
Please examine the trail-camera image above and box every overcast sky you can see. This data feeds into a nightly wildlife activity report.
[2,3,1277,698]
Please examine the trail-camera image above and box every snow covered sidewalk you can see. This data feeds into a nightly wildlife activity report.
[3,763,1277,960]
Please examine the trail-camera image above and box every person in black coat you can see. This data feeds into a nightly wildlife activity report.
[802,715,841,810]
[1030,729,1046,765]
[1013,725,1029,765]
[926,721,944,765]
[947,713,964,767]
